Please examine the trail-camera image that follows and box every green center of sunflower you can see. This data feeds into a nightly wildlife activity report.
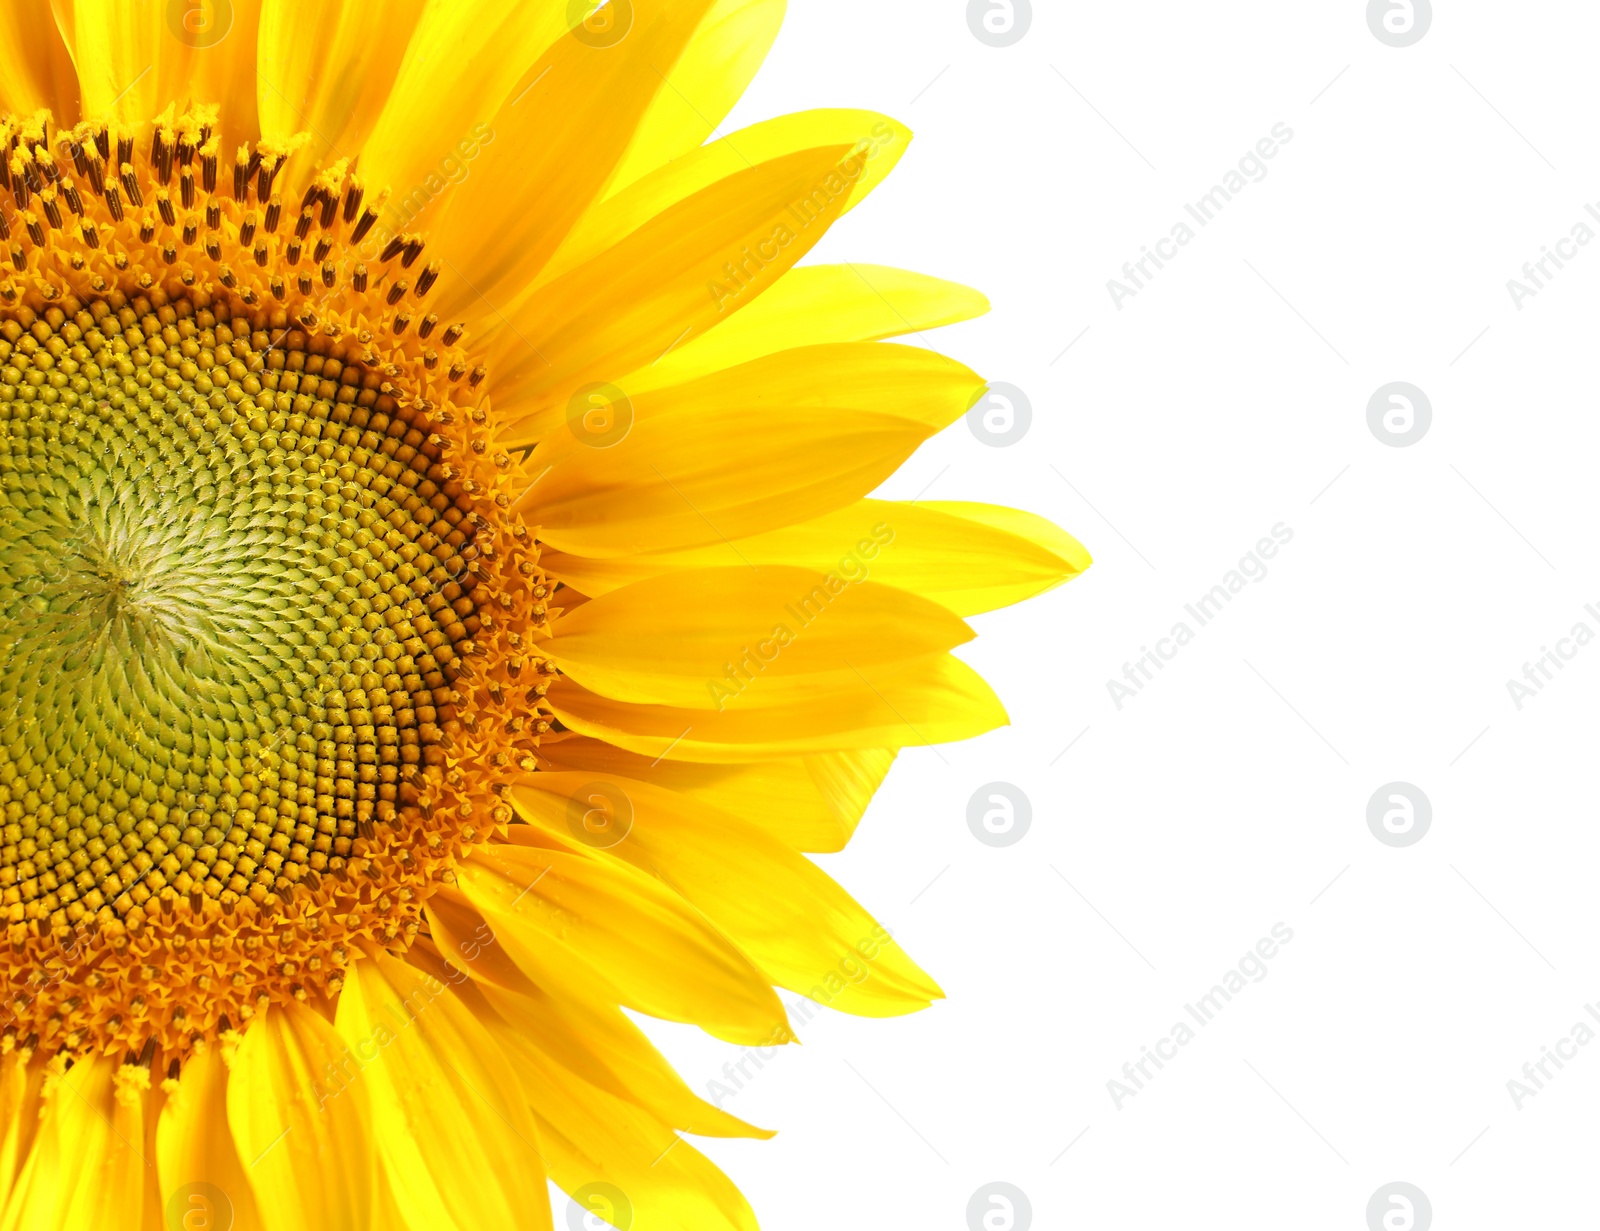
[0,107,555,1067]
[0,295,475,932]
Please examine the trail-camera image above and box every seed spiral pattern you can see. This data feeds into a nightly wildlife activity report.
[0,105,558,1067]
[0,299,476,928]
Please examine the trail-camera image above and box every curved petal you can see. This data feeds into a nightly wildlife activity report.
[548,651,1007,762]
[354,0,573,200]
[182,0,262,148]
[157,1045,264,1231]
[484,143,864,433]
[525,408,929,560]
[426,0,720,324]
[256,0,424,178]
[0,2,78,120]
[605,0,787,195]
[0,1053,42,1208]
[490,1010,760,1231]
[373,1162,407,1231]
[620,263,988,395]
[423,893,766,1140]
[1,1058,147,1231]
[807,747,897,827]
[334,951,549,1231]
[226,1003,375,1231]
[540,739,895,851]
[537,109,909,292]
[542,497,1089,616]
[513,775,942,1015]
[459,841,792,1045]
[545,565,975,708]
[521,344,983,558]
[67,0,193,126]
[914,500,1093,611]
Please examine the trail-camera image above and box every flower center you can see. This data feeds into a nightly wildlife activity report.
[0,298,473,925]
[0,107,555,1068]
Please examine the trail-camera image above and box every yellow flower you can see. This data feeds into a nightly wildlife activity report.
[0,1,1090,1228]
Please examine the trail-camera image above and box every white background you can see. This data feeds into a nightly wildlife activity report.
[607,3,1600,1228]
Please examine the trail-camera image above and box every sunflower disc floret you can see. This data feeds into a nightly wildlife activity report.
[0,107,553,1068]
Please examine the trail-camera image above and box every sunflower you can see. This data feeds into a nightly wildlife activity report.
[0,1,1089,1228]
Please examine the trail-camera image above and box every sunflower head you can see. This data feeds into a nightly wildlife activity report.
[0,3,1088,1229]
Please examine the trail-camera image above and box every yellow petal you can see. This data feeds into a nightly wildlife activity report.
[256,0,425,176]
[333,951,549,1231]
[606,0,787,195]
[0,2,78,119]
[67,0,190,126]
[427,0,720,325]
[545,565,975,708]
[157,1045,263,1231]
[548,651,1007,763]
[541,739,892,851]
[459,842,791,1045]
[526,406,928,559]
[373,1161,407,1231]
[491,1014,760,1231]
[538,110,909,293]
[621,263,987,395]
[915,500,1093,612]
[485,143,864,435]
[805,747,897,841]
[2,1059,147,1231]
[0,1054,41,1206]
[182,0,262,148]
[522,345,982,558]
[542,496,1088,616]
[226,1003,375,1231]
[515,774,942,1015]
[423,891,767,1141]
[355,0,574,207]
